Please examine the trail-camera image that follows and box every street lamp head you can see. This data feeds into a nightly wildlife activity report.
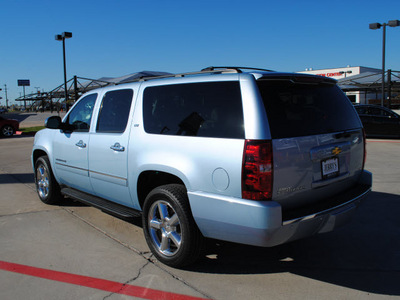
[388,20,400,27]
[369,22,381,30]
[62,32,72,39]
[55,32,72,41]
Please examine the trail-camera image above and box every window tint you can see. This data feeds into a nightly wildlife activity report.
[369,107,385,116]
[368,107,396,117]
[382,110,393,117]
[257,80,361,139]
[67,93,97,132]
[97,89,133,133]
[143,82,244,139]
[355,106,367,115]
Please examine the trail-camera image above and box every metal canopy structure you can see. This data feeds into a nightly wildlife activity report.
[15,69,400,110]
[15,71,171,111]
[338,69,400,107]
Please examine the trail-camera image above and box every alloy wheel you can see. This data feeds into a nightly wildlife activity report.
[36,164,50,199]
[148,200,182,256]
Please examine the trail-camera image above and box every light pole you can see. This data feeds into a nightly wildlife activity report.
[369,20,399,107]
[55,32,72,110]
[339,70,353,78]
[4,85,8,109]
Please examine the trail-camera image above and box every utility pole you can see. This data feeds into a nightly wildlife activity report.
[4,85,9,108]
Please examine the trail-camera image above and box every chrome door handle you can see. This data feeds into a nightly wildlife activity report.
[75,140,87,148]
[110,143,125,152]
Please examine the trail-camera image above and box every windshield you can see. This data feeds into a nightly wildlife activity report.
[257,79,362,139]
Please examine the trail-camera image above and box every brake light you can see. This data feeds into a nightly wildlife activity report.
[242,140,273,200]
[362,128,367,170]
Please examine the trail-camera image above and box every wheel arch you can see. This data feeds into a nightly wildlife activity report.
[137,171,186,210]
[32,149,51,179]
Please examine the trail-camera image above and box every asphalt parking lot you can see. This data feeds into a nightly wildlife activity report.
[1,130,399,299]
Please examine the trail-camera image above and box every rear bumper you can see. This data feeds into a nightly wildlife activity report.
[188,170,372,247]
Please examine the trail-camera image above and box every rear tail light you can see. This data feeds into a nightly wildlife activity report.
[242,140,273,201]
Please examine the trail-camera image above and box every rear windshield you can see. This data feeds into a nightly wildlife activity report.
[257,80,361,139]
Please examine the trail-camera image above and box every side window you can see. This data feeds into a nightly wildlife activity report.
[355,106,367,115]
[369,107,385,116]
[66,93,97,132]
[381,110,394,118]
[143,82,244,139]
[97,89,133,133]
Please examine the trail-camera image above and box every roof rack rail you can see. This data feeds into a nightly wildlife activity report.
[117,68,239,84]
[201,66,275,73]
[115,66,274,85]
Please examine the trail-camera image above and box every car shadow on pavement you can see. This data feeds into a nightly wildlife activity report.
[1,135,34,139]
[188,191,400,296]
[4,113,37,123]
[0,173,34,184]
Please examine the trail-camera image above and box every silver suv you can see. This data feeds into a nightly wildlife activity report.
[32,67,372,267]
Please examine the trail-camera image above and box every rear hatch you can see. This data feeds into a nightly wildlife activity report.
[256,75,365,220]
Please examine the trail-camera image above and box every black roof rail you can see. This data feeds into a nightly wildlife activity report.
[119,68,240,84]
[201,66,275,73]
[115,66,274,85]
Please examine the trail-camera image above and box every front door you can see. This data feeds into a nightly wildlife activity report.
[53,93,98,193]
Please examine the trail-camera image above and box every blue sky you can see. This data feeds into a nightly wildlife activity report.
[1,0,399,105]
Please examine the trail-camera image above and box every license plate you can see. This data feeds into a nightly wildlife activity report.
[321,157,339,179]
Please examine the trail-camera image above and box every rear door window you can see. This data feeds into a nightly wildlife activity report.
[257,79,361,139]
[96,89,133,133]
[143,81,244,139]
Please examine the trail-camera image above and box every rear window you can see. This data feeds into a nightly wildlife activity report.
[143,81,244,139]
[257,80,361,139]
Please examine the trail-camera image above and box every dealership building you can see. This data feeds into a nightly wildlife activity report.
[297,66,382,104]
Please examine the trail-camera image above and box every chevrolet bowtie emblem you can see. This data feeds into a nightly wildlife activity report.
[332,146,342,155]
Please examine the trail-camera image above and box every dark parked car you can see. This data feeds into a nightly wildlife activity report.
[0,116,19,137]
[355,104,400,138]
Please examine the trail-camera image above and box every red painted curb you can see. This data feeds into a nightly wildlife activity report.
[0,260,208,300]
[15,131,36,136]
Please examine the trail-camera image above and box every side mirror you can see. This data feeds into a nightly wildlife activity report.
[45,116,62,129]
[45,116,74,133]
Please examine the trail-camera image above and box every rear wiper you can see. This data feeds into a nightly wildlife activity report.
[334,129,360,139]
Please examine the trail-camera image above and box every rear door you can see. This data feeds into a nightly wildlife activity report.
[257,77,364,211]
[88,88,135,207]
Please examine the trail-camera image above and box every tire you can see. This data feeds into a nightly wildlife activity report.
[1,125,14,137]
[34,156,62,204]
[142,184,204,268]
